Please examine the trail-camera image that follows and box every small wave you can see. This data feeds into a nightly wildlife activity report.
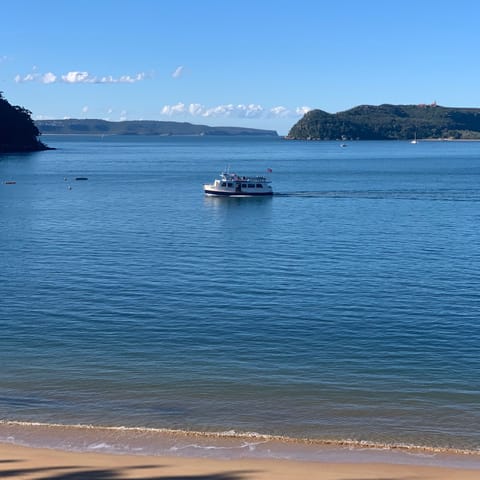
[169,440,267,452]
[87,442,115,451]
[1,420,479,458]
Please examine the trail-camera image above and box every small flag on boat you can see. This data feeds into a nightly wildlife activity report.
[267,168,273,173]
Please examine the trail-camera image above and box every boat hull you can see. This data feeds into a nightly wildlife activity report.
[204,189,273,197]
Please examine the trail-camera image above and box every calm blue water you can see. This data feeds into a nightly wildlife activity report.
[1,136,479,461]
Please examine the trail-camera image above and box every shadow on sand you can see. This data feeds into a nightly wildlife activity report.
[0,459,256,480]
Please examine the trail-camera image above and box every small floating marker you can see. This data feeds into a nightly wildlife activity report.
[64,177,68,181]
[67,185,72,190]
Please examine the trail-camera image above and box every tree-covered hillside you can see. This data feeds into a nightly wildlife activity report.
[36,119,278,137]
[0,92,50,152]
[287,104,480,140]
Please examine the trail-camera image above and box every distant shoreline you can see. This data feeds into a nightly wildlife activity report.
[40,133,480,141]
[36,119,278,137]
[417,138,480,142]
[282,137,480,142]
[41,133,278,137]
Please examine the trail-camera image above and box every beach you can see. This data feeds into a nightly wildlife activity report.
[1,442,480,480]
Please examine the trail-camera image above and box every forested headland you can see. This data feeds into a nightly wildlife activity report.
[287,104,480,140]
[0,92,50,153]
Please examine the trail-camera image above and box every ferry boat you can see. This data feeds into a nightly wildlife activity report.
[204,171,273,196]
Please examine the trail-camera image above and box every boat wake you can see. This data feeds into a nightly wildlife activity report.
[274,190,480,201]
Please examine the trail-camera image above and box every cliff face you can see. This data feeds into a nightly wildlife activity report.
[287,104,480,140]
[0,93,50,153]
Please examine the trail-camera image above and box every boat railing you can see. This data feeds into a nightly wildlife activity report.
[220,173,270,183]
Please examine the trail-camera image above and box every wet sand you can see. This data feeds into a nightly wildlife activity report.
[1,442,480,480]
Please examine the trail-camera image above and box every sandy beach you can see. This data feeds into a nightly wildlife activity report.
[1,442,479,480]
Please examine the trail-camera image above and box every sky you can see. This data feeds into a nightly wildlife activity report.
[1,0,480,135]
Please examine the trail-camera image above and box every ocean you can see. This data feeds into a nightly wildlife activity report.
[1,135,479,467]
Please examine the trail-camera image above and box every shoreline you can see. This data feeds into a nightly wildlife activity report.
[1,442,480,480]
[41,133,480,141]
[1,421,480,470]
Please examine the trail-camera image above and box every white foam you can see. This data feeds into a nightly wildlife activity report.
[87,442,114,451]
[1,419,480,468]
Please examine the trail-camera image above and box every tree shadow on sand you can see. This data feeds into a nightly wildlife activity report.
[0,462,256,480]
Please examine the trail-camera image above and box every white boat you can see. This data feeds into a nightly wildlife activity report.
[204,171,273,196]
[411,132,418,144]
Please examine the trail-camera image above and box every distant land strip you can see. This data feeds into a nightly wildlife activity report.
[286,103,480,140]
[36,119,278,137]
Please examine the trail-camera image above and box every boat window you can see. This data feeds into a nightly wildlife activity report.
[248,184,255,188]
[241,183,247,188]
[227,182,233,187]
[256,184,263,188]
[221,182,226,187]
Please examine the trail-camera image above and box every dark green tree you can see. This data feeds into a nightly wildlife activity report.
[0,92,50,152]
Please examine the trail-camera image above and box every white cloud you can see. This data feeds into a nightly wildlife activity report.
[295,106,312,115]
[161,102,186,115]
[172,66,184,78]
[239,104,264,118]
[202,104,235,117]
[188,103,203,116]
[42,72,57,84]
[62,71,90,83]
[269,106,290,117]
[116,72,146,83]
[268,106,313,118]
[82,106,89,113]
[200,104,264,118]
[62,71,147,84]
[14,71,57,84]
[160,102,310,120]
[14,70,147,84]
[15,73,34,83]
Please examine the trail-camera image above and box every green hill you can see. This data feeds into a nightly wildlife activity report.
[36,119,278,137]
[0,92,50,153]
[286,104,480,140]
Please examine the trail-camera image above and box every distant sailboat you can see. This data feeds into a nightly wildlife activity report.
[411,132,418,144]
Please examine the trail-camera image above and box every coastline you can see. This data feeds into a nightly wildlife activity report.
[1,421,480,470]
[2,442,480,480]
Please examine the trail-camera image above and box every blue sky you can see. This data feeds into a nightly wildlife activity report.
[1,0,480,135]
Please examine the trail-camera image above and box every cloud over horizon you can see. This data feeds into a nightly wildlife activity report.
[160,102,312,119]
